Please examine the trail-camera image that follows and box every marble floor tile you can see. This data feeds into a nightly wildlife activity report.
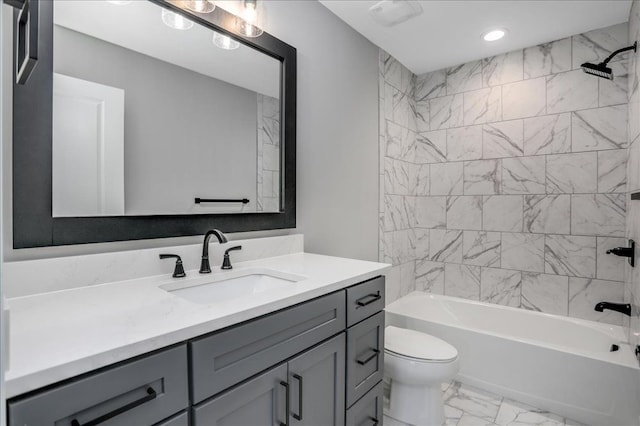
[494,398,564,426]
[444,382,502,422]
[384,380,581,426]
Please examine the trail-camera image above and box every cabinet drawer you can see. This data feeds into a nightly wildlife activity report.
[346,311,384,407]
[346,276,385,327]
[190,291,346,403]
[154,411,189,426]
[8,345,188,426]
[346,381,383,426]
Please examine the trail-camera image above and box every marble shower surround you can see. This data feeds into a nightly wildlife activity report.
[380,22,631,326]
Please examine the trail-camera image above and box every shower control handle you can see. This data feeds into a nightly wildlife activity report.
[606,240,635,267]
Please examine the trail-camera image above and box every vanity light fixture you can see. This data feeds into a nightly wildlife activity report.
[236,0,264,38]
[213,32,240,50]
[162,8,194,30]
[483,29,506,42]
[183,0,216,14]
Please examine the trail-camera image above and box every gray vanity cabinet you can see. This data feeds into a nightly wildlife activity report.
[7,276,386,426]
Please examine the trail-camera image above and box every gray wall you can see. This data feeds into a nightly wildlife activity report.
[1,1,379,262]
[55,26,259,215]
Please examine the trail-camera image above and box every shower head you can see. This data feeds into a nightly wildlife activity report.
[580,62,613,80]
[580,41,637,81]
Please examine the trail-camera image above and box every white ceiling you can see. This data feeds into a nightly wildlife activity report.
[319,0,632,75]
[54,0,280,98]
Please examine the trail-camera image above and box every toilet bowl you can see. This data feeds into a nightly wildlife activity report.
[384,326,459,426]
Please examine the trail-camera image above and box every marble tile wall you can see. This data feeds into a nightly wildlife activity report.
[256,94,280,212]
[380,22,632,326]
[627,0,640,354]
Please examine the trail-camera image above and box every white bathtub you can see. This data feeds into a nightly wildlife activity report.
[385,292,640,426]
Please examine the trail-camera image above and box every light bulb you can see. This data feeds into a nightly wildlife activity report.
[183,0,215,13]
[213,32,240,50]
[162,8,194,30]
[483,29,506,42]
[236,0,264,38]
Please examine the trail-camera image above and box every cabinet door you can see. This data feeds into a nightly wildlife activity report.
[288,334,346,426]
[192,363,288,426]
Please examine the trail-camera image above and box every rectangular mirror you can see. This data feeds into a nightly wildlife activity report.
[52,0,281,216]
[11,0,296,248]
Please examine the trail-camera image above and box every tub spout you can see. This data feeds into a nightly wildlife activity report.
[594,302,632,316]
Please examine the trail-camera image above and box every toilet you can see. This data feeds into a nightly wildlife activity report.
[384,326,459,426]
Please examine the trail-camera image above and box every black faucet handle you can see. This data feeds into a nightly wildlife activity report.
[159,254,186,278]
[221,246,242,270]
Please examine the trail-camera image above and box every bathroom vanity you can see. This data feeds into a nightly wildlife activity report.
[5,249,389,425]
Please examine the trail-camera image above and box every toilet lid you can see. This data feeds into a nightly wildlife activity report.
[385,326,458,361]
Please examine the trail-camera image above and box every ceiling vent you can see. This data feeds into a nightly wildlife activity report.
[368,0,423,27]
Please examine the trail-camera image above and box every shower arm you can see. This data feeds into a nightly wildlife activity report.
[601,41,637,65]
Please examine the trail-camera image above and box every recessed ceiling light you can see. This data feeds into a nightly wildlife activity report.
[483,29,506,42]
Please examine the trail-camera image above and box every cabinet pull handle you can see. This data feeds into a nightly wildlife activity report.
[70,387,156,426]
[10,0,39,85]
[356,349,380,365]
[279,380,290,426]
[292,374,303,421]
[356,293,381,307]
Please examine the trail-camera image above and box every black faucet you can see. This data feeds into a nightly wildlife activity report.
[594,302,632,316]
[199,229,228,274]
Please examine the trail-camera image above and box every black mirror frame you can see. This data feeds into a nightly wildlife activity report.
[12,0,296,248]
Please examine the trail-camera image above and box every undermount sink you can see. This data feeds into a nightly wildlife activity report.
[161,269,306,305]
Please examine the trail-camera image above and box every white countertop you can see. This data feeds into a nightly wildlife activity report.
[5,252,390,398]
